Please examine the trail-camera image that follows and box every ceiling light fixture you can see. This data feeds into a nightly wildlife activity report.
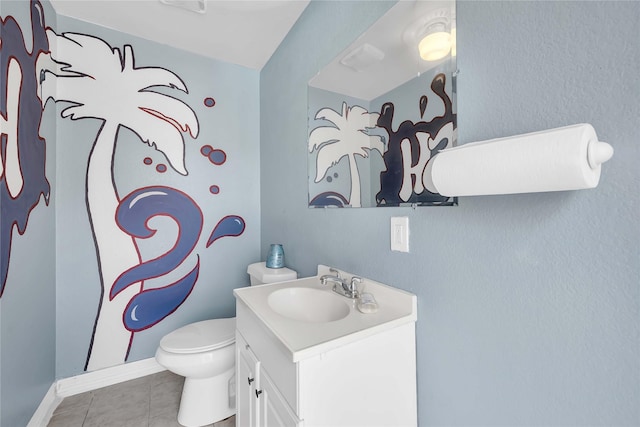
[159,0,207,14]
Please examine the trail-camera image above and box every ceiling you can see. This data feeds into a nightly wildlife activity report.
[49,0,310,70]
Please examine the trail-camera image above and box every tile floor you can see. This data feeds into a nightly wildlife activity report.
[47,370,235,427]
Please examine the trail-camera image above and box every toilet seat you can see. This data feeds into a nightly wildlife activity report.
[159,318,235,354]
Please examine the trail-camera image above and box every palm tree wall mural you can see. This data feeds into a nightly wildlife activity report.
[37,28,247,371]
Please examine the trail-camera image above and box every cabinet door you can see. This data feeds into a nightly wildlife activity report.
[257,371,302,427]
[237,338,260,427]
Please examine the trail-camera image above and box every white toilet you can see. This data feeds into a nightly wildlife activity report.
[155,262,297,427]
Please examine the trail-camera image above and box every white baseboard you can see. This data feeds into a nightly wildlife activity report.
[56,357,165,397]
[28,357,166,427]
[27,383,61,427]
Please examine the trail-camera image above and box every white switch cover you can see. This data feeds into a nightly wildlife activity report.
[390,216,409,252]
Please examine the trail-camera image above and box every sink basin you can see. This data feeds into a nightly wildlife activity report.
[267,287,350,323]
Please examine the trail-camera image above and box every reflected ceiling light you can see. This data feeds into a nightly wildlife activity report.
[404,8,452,62]
[418,22,451,61]
[451,27,457,58]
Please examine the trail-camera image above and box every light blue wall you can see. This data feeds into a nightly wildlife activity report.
[0,1,57,425]
[261,1,639,425]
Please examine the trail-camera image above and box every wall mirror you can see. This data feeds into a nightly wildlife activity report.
[308,0,457,208]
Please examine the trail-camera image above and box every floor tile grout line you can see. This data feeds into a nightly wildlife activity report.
[80,392,92,427]
[148,377,152,427]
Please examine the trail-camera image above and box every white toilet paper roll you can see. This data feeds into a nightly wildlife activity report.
[426,123,613,197]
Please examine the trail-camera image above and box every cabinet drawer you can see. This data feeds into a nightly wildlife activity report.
[236,301,298,412]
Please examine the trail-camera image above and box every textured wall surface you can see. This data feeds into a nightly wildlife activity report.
[261,1,639,424]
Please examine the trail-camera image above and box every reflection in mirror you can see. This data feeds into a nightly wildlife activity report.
[308,0,457,208]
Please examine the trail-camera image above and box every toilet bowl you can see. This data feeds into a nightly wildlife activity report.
[156,318,236,427]
[155,262,297,427]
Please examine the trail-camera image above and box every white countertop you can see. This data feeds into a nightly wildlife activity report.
[233,265,417,362]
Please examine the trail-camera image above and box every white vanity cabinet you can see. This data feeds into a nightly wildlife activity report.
[235,292,417,427]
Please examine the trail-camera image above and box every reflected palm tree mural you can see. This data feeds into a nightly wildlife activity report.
[308,73,457,208]
[39,30,200,370]
[309,102,384,207]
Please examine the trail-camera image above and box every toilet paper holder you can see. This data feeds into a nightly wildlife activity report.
[426,123,614,197]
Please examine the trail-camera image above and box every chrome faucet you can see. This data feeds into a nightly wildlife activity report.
[320,268,343,287]
[320,269,361,299]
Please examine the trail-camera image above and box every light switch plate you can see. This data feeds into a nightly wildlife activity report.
[390,216,409,252]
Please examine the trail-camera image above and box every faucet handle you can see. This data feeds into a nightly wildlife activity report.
[350,276,363,293]
[329,267,341,279]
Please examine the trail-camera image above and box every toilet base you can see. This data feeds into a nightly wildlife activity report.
[177,367,235,427]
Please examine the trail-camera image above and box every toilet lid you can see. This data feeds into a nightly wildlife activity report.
[159,318,235,354]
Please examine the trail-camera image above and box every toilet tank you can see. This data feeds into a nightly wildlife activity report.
[247,262,297,285]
